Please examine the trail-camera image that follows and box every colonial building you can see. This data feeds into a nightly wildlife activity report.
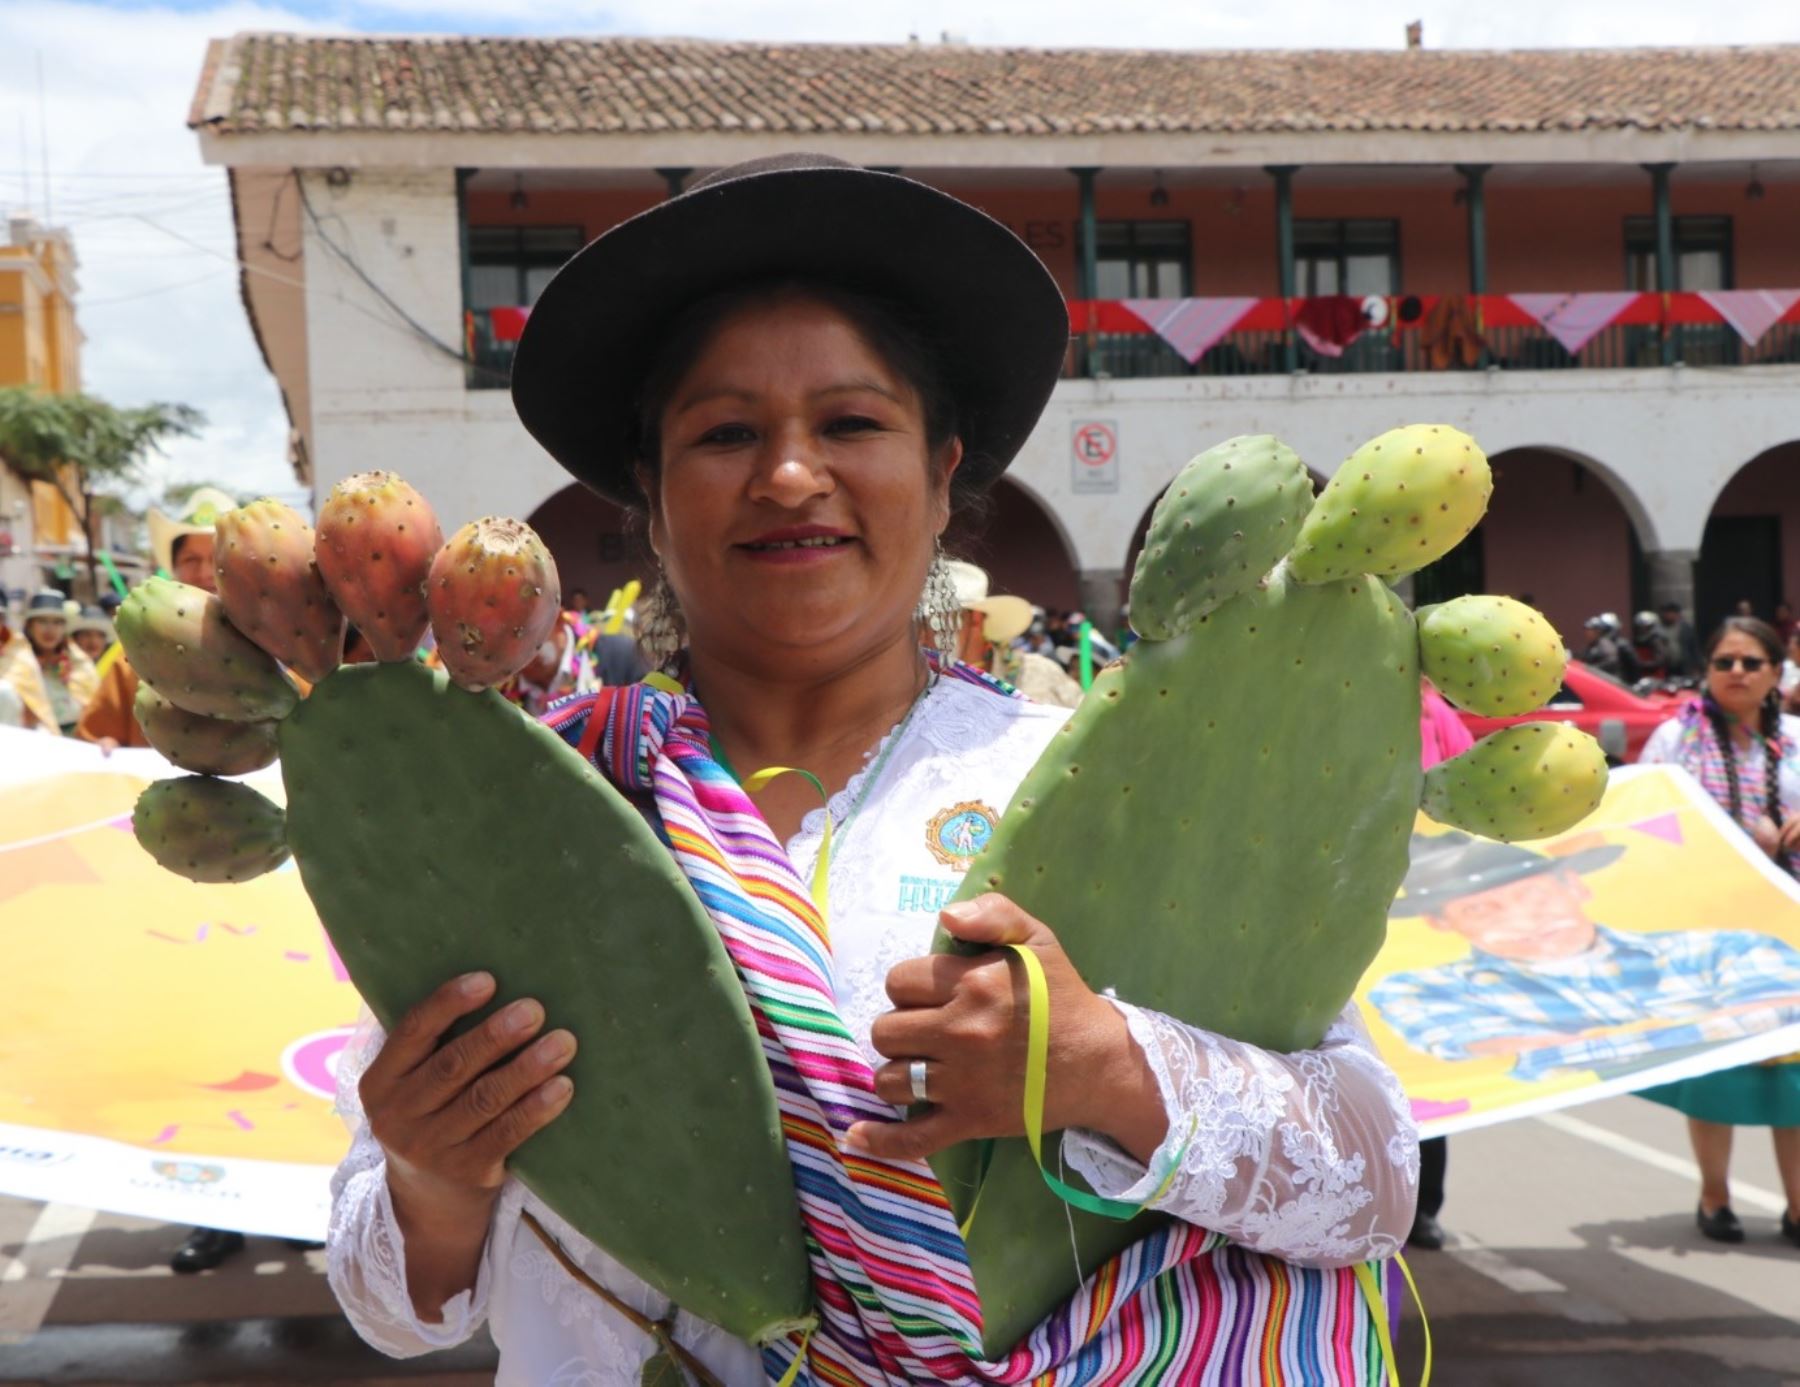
[190,35,1800,641]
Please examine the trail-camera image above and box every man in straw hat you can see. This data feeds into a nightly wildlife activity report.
[76,487,237,753]
[1371,831,1800,1083]
[944,557,1082,707]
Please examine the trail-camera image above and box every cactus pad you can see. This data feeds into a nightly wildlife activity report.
[1127,435,1314,640]
[1418,595,1567,716]
[934,424,1601,1358]
[277,662,811,1343]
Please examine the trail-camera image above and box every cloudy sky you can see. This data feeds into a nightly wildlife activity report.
[1,1,1796,507]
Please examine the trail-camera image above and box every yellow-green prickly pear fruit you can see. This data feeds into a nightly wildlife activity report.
[1289,424,1491,583]
[1423,723,1608,842]
[132,775,290,883]
[1418,595,1568,716]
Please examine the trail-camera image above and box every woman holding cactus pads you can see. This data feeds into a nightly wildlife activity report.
[327,156,1419,1384]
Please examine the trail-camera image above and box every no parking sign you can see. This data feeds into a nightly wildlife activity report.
[1071,420,1119,494]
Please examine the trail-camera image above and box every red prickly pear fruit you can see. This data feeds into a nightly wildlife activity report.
[314,472,443,662]
[426,517,562,692]
[214,499,346,683]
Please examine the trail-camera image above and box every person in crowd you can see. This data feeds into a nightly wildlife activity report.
[1631,610,1673,681]
[68,605,113,664]
[1583,612,1640,682]
[325,154,1416,1384]
[21,591,97,735]
[1637,617,1800,1248]
[495,610,589,716]
[1736,599,1757,619]
[77,489,237,754]
[1408,678,1476,1253]
[566,587,591,618]
[1782,628,1800,715]
[0,599,56,732]
[1776,602,1798,646]
[1660,601,1702,679]
[946,558,1081,707]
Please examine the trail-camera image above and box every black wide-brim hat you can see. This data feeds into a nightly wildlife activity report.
[511,154,1071,507]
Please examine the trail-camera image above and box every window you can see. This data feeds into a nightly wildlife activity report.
[1088,221,1191,298]
[1624,216,1733,291]
[1294,220,1399,297]
[468,226,585,308]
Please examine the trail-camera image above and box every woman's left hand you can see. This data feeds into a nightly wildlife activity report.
[1777,816,1800,856]
[847,893,1165,1163]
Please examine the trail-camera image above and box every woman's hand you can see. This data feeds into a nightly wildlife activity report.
[848,894,1165,1164]
[358,972,576,1318]
[1754,815,1784,858]
[1777,817,1800,857]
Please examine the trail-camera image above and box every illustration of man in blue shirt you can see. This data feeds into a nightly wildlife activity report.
[1370,833,1800,1081]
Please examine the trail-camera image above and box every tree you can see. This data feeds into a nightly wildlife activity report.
[0,386,203,593]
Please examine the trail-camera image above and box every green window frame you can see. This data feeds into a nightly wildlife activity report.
[1294,219,1400,297]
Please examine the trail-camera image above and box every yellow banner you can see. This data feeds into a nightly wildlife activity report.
[1360,764,1800,1136]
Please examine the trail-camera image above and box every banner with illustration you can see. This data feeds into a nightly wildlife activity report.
[1362,764,1800,1138]
[0,729,354,1240]
[6,733,1800,1237]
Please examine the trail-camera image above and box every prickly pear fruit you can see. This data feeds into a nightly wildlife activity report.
[1418,596,1568,716]
[134,685,279,776]
[1288,425,1492,584]
[1423,722,1608,842]
[427,518,561,692]
[214,500,346,683]
[314,472,443,662]
[116,577,299,722]
[133,775,290,883]
[1128,435,1313,640]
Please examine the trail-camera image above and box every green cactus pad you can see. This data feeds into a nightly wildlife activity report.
[932,571,1421,1358]
[1418,596,1568,716]
[277,662,811,1343]
[1128,436,1314,640]
[133,775,290,883]
[1422,722,1608,842]
[1289,425,1492,584]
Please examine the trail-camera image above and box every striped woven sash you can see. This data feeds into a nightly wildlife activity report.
[544,664,1388,1385]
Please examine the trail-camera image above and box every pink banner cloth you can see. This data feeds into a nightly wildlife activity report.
[1700,290,1800,348]
[1508,292,1639,356]
[1121,296,1258,364]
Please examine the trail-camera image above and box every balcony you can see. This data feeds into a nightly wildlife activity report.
[466,291,1800,389]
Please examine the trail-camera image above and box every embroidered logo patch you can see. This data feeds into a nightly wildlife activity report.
[926,801,998,871]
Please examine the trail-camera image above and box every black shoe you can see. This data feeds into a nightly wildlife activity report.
[170,1227,245,1273]
[1781,1211,1800,1248]
[1407,1211,1446,1251]
[1696,1204,1745,1244]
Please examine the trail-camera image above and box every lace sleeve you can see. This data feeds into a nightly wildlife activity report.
[325,1009,496,1357]
[1061,1001,1417,1268]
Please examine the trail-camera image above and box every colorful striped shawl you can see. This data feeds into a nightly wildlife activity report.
[543,661,1388,1385]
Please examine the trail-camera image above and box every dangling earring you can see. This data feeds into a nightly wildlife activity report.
[918,545,962,656]
[637,571,686,670]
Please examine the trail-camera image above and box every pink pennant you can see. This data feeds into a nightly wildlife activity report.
[1509,292,1638,356]
[1121,296,1257,364]
[1629,811,1685,846]
[1700,290,1800,348]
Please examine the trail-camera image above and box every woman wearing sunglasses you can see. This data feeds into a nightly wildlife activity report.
[1638,616,1800,1249]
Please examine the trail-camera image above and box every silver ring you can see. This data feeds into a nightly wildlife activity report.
[908,1059,930,1104]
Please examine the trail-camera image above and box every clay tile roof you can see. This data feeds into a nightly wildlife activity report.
[188,34,1800,137]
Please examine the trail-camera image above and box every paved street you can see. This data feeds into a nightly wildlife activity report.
[1,1095,1795,1385]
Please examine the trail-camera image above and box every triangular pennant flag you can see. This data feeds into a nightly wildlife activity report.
[1121,296,1258,364]
[1699,289,1800,348]
[1629,811,1685,846]
[1509,292,1639,356]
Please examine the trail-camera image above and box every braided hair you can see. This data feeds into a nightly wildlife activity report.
[1701,616,1787,848]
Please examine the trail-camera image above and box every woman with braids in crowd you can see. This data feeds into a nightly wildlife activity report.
[1639,615,1800,1249]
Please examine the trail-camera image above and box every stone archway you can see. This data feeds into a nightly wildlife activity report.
[1697,441,1800,636]
[525,483,656,611]
[946,476,1082,612]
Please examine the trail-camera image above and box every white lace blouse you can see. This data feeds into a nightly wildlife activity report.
[327,676,1419,1385]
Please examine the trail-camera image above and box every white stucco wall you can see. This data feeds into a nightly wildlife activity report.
[298,169,1800,578]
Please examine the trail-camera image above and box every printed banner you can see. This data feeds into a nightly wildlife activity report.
[1360,765,1800,1138]
[0,729,354,1239]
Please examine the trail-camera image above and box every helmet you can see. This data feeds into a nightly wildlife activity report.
[1632,610,1661,640]
[1584,612,1621,637]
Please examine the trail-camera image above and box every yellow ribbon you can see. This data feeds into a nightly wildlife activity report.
[1351,1253,1431,1387]
[737,763,832,930]
[772,1326,814,1387]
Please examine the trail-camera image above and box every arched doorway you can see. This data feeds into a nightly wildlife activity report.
[1414,448,1651,644]
[1699,441,1800,635]
[946,477,1081,612]
[525,483,656,612]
